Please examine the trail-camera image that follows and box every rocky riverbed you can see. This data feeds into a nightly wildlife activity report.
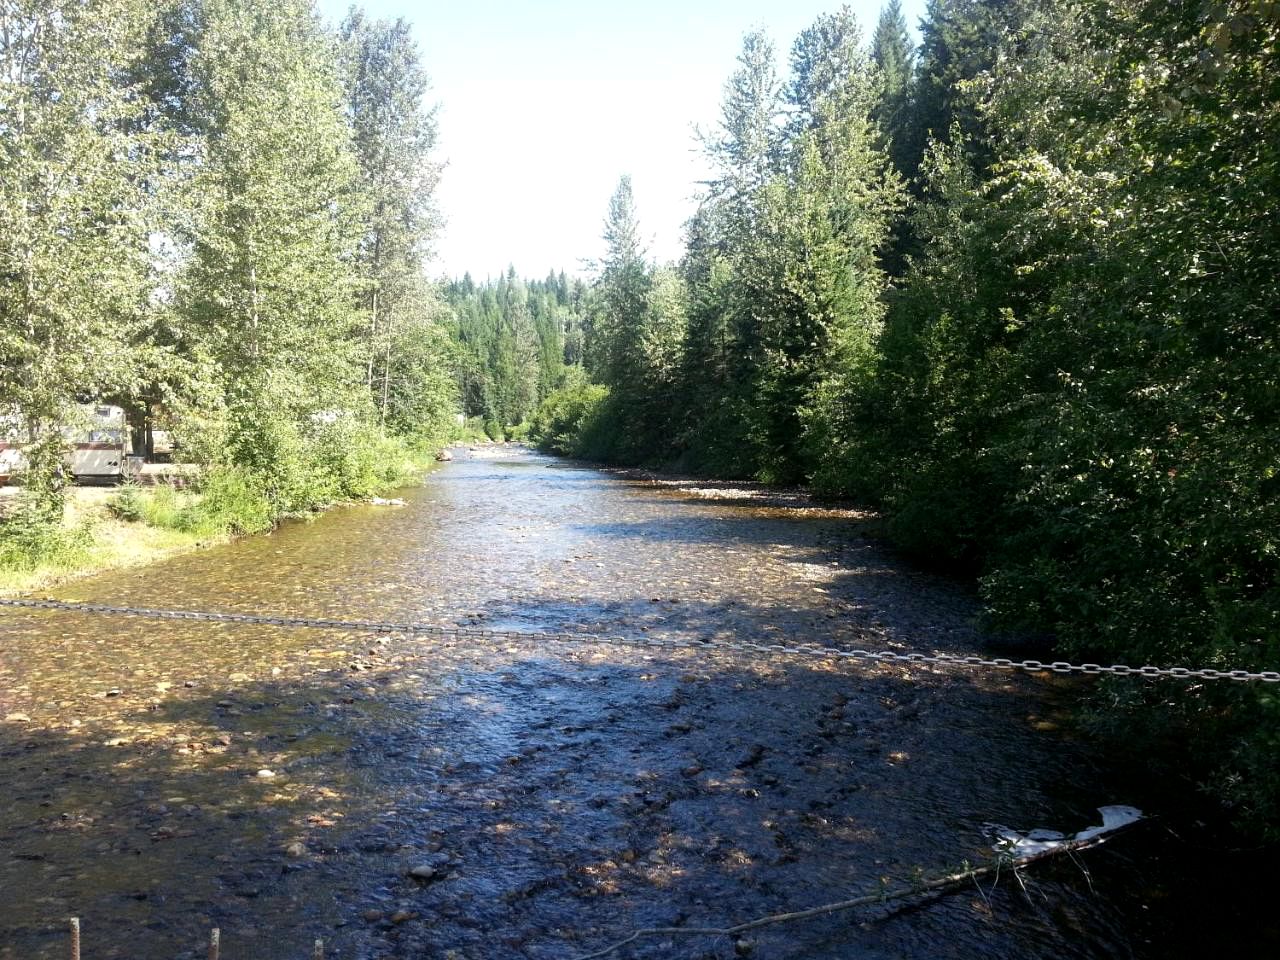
[0,449,1274,958]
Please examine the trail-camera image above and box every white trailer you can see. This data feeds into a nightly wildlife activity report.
[0,405,140,484]
[0,413,22,484]
[67,405,135,481]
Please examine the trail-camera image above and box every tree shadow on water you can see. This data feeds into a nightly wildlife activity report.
[0,620,1139,960]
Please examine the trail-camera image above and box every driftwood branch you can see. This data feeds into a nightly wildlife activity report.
[571,809,1143,960]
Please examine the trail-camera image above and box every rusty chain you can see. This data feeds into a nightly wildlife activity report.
[1,596,1277,683]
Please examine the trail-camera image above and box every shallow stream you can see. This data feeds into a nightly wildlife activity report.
[0,449,1273,958]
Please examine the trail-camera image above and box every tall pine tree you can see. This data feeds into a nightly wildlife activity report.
[872,0,918,183]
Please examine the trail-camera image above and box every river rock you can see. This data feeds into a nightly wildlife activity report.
[255,769,276,779]
[4,713,31,722]
[435,449,453,462]
[407,853,451,882]
[284,841,306,858]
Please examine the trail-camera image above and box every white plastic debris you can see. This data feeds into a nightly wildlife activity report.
[987,805,1143,857]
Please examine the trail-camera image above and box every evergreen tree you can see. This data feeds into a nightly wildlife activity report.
[709,30,784,201]
[872,0,918,183]
[758,10,902,484]
[446,269,589,435]
[590,177,650,390]
[679,30,787,476]
[913,0,1036,172]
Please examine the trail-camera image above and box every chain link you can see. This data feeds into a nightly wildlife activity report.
[2,596,1277,683]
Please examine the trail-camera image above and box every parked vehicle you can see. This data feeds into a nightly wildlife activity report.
[68,404,140,482]
[0,405,142,484]
[0,413,21,484]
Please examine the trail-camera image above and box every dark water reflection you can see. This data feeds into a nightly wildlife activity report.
[0,449,1274,958]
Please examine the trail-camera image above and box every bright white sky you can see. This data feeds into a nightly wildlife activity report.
[315,1,924,281]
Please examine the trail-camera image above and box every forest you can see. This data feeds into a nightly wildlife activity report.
[2,0,1278,835]
[1,0,458,549]
[508,0,1277,834]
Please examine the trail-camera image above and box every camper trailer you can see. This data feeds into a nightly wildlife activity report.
[0,413,22,484]
[0,405,140,484]
[68,405,137,481]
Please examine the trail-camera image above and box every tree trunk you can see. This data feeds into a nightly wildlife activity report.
[379,310,393,431]
[366,287,379,388]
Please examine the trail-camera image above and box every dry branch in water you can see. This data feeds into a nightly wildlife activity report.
[571,806,1144,960]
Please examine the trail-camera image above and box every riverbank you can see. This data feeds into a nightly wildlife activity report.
[0,447,456,597]
[0,487,213,597]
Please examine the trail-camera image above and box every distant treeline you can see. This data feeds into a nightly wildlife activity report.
[1,0,457,543]
[512,0,1280,834]
[444,270,589,440]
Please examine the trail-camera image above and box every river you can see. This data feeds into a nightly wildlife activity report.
[0,448,1273,958]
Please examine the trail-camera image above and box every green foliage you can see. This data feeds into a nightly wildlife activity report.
[912,0,1038,175]
[221,400,323,515]
[460,416,488,441]
[110,469,269,539]
[2,0,456,545]
[582,177,691,465]
[309,418,416,502]
[872,0,917,182]
[843,0,1280,833]
[0,497,93,573]
[676,15,903,483]
[175,467,272,536]
[130,485,189,530]
[105,417,420,543]
[339,10,450,438]
[182,0,364,394]
[528,377,611,459]
[107,484,147,523]
[445,269,588,433]
[0,0,161,517]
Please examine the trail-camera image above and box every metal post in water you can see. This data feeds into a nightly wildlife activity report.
[313,938,324,959]
[209,927,220,960]
[69,918,80,960]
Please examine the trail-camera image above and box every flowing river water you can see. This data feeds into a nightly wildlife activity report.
[0,448,1274,959]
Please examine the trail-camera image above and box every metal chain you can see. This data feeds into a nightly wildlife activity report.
[2,596,1277,683]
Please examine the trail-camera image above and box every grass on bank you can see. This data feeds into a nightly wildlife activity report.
[0,428,445,596]
[0,491,200,596]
